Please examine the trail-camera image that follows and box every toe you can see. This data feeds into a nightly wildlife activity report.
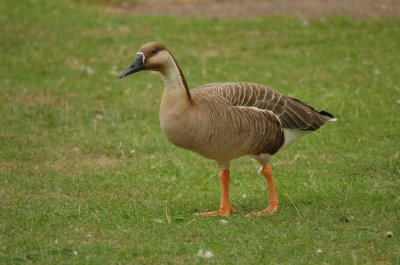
[193,207,235,217]
[247,205,279,217]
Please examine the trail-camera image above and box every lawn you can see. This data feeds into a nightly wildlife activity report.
[1,0,399,264]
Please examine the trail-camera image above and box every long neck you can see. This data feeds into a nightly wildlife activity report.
[160,54,192,103]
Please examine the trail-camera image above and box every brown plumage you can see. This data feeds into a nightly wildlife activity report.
[119,42,335,216]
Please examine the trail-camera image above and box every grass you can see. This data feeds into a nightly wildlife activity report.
[1,0,399,264]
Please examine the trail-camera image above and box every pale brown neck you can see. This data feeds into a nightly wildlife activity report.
[160,53,191,102]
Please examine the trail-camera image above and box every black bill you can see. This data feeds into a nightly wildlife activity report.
[118,53,145,78]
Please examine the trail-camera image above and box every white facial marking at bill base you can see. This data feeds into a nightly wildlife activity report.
[137,52,145,64]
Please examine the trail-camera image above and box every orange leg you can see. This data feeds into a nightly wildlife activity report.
[194,168,236,216]
[250,165,279,216]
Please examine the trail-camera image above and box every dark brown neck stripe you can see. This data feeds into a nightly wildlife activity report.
[170,53,192,102]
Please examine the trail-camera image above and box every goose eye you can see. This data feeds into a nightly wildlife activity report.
[151,49,158,55]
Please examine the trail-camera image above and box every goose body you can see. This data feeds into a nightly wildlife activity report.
[119,42,335,216]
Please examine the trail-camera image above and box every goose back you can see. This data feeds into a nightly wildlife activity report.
[193,82,333,131]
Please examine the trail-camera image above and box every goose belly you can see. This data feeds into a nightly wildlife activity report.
[162,118,282,162]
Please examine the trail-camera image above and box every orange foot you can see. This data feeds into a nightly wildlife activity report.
[248,205,279,217]
[193,207,236,217]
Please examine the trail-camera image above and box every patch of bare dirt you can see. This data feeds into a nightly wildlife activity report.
[110,0,399,18]
[86,156,120,169]
[7,91,59,107]
[0,162,17,171]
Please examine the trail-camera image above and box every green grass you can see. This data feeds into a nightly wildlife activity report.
[1,0,399,264]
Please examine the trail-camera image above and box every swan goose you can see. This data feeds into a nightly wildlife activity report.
[119,42,335,216]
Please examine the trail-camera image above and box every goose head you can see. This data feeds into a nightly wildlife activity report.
[118,42,172,78]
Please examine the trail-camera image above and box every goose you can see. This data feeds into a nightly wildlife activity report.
[119,42,336,216]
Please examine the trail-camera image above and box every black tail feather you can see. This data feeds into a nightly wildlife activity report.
[319,110,335,119]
